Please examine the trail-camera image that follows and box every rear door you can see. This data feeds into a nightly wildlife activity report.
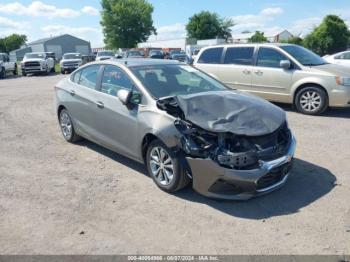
[194,47,223,78]
[93,65,140,159]
[67,64,102,139]
[215,46,255,91]
[250,47,294,102]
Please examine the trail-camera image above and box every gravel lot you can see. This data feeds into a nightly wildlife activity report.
[0,74,349,255]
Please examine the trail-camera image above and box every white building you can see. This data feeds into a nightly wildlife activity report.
[231,30,293,43]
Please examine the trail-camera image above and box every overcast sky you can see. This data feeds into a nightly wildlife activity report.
[0,0,349,47]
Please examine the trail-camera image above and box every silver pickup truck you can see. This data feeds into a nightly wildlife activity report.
[0,53,17,79]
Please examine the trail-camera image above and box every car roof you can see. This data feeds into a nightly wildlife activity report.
[202,43,297,49]
[91,58,182,68]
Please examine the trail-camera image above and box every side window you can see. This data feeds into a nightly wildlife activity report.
[71,70,82,83]
[197,47,223,64]
[343,52,350,59]
[257,47,288,68]
[224,47,254,65]
[0,54,3,62]
[101,65,133,97]
[79,65,100,89]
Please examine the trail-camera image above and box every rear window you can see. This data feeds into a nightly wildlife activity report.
[224,47,254,65]
[197,47,223,64]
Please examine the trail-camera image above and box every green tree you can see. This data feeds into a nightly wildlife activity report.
[186,11,234,40]
[249,31,268,43]
[0,34,27,53]
[100,0,156,48]
[303,15,350,56]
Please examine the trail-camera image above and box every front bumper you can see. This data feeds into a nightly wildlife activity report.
[329,85,350,107]
[186,135,296,200]
[21,66,46,73]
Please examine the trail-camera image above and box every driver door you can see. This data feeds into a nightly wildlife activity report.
[93,65,140,160]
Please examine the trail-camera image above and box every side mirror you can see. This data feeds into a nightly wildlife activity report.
[280,60,291,70]
[117,89,132,105]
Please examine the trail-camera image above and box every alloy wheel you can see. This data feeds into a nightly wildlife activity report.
[60,111,72,140]
[299,91,322,112]
[149,146,174,186]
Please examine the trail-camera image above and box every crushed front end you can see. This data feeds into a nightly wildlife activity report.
[157,91,296,200]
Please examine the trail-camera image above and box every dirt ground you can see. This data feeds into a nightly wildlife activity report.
[0,74,349,255]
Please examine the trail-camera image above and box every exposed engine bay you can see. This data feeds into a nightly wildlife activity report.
[157,91,291,170]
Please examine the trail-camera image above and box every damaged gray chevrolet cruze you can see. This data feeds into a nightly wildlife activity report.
[55,59,296,200]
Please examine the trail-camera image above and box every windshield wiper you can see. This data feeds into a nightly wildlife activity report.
[303,62,327,66]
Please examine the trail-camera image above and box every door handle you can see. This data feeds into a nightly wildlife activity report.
[254,70,263,75]
[69,90,75,96]
[96,101,104,109]
[242,69,251,74]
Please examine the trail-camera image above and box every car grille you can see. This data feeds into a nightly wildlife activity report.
[62,62,79,67]
[24,61,40,67]
[256,161,293,189]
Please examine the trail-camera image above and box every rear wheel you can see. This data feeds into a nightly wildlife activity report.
[13,65,17,75]
[146,139,190,193]
[59,109,81,143]
[0,67,5,79]
[295,86,328,115]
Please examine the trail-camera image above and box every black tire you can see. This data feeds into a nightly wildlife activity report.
[61,69,65,74]
[13,65,17,75]
[22,71,27,76]
[51,66,55,73]
[146,139,190,193]
[59,109,81,143]
[295,86,328,115]
[0,67,5,79]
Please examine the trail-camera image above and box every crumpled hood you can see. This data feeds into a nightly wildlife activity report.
[175,90,286,136]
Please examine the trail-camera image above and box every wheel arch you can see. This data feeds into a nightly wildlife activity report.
[293,83,329,106]
[57,105,66,120]
[141,133,159,162]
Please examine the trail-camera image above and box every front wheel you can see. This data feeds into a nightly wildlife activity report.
[13,65,17,75]
[146,139,190,193]
[295,86,328,115]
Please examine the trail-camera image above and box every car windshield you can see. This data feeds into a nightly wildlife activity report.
[25,53,45,59]
[63,54,82,59]
[98,51,114,57]
[130,64,228,99]
[280,45,327,66]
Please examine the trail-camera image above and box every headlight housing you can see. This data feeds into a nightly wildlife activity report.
[335,76,350,86]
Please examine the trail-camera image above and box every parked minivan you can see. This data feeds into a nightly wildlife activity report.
[194,44,350,115]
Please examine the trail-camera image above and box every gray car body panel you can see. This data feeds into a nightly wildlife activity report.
[55,59,295,200]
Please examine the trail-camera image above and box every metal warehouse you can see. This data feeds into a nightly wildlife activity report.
[10,34,92,61]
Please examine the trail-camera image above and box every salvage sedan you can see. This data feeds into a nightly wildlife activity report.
[55,59,296,200]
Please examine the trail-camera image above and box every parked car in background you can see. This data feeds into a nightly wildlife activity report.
[194,44,350,115]
[149,50,164,59]
[168,50,187,61]
[55,59,295,200]
[21,52,55,76]
[96,51,115,61]
[0,53,17,79]
[324,51,350,68]
[82,54,96,64]
[125,50,144,58]
[60,53,83,74]
[45,52,56,63]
